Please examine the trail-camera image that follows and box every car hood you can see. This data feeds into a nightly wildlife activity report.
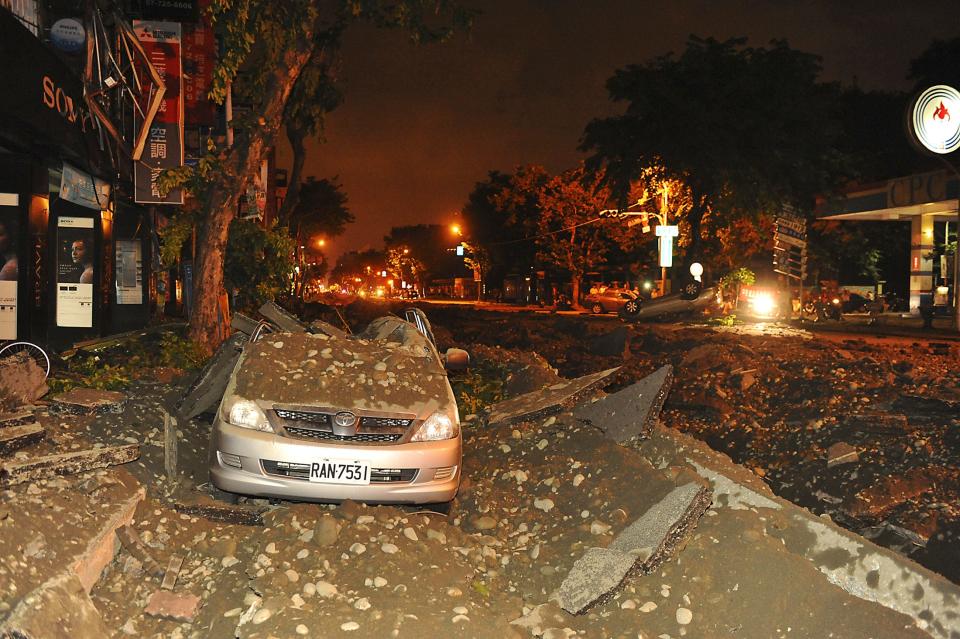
[230,331,452,418]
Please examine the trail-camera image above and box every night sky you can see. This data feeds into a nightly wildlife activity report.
[275,0,959,263]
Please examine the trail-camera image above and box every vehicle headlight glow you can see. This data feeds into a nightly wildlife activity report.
[222,396,273,432]
[411,408,460,442]
[751,293,776,317]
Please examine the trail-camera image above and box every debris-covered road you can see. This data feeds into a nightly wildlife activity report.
[2,305,959,638]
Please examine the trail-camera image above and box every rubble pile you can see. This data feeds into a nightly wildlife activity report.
[444,311,960,584]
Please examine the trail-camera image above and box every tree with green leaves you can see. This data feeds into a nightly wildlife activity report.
[581,36,847,265]
[225,219,296,312]
[160,0,472,354]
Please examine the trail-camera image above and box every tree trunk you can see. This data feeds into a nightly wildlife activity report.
[277,123,307,226]
[571,276,581,310]
[188,30,323,355]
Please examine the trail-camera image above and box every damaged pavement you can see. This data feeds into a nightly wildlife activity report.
[1,306,959,638]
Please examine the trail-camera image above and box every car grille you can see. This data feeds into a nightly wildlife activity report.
[275,409,331,425]
[360,416,413,428]
[271,408,413,445]
[285,427,403,443]
[261,460,417,483]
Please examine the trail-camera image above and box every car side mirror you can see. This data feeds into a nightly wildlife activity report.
[443,348,470,371]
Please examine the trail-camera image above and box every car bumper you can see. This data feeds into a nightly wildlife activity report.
[209,419,461,504]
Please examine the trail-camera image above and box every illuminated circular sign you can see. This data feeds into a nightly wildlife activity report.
[912,85,960,154]
[50,18,86,53]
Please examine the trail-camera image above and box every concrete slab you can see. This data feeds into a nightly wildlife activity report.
[49,389,127,415]
[556,481,711,615]
[555,546,636,615]
[485,367,620,426]
[0,468,144,635]
[573,364,673,442]
[636,425,960,639]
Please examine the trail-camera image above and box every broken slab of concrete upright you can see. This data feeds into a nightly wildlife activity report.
[177,332,247,420]
[573,365,673,443]
[556,481,712,614]
[0,352,48,411]
[484,367,621,427]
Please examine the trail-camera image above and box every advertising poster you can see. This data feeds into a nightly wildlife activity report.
[56,216,94,327]
[0,207,18,339]
[60,162,111,210]
[133,21,184,205]
[115,239,143,305]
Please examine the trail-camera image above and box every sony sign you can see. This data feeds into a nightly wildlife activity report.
[41,75,98,134]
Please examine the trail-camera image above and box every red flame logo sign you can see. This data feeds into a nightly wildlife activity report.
[933,100,951,122]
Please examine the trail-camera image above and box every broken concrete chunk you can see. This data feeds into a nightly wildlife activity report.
[231,312,262,336]
[258,301,308,333]
[608,482,712,565]
[0,573,112,639]
[172,501,265,526]
[0,352,48,411]
[161,554,184,591]
[117,525,165,579]
[0,409,37,429]
[842,412,909,434]
[485,367,621,426]
[573,365,673,443]
[144,589,201,622]
[0,422,45,455]
[557,482,712,614]
[0,444,140,487]
[556,547,637,615]
[50,388,127,415]
[826,442,859,468]
[177,332,246,419]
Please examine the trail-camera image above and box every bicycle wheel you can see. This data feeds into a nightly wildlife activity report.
[0,341,51,380]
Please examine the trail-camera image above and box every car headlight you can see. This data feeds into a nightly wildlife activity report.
[411,408,460,442]
[221,396,273,432]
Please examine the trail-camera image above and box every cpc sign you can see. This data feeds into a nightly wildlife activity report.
[912,85,960,155]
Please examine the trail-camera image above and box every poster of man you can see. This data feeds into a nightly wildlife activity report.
[56,216,95,328]
[0,216,17,281]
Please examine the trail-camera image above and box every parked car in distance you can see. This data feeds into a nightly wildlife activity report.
[209,309,469,505]
[583,288,640,314]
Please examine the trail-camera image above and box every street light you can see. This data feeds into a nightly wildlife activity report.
[451,224,462,237]
[599,188,676,296]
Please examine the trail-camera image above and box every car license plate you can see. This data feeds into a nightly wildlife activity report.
[307,460,370,485]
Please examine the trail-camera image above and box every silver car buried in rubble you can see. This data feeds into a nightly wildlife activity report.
[208,311,468,505]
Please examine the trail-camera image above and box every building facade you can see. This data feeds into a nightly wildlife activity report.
[817,170,958,313]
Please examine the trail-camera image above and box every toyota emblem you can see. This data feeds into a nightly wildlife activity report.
[334,411,357,428]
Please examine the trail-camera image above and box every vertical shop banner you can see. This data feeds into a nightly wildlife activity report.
[0,203,19,339]
[56,216,95,327]
[133,21,184,205]
[115,239,143,304]
[182,1,214,127]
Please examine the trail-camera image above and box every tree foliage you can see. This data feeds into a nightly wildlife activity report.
[155,0,473,353]
[581,36,848,261]
[225,219,296,312]
[290,176,354,241]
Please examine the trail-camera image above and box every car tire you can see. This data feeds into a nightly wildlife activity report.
[680,280,701,300]
[591,303,603,314]
[623,299,641,316]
